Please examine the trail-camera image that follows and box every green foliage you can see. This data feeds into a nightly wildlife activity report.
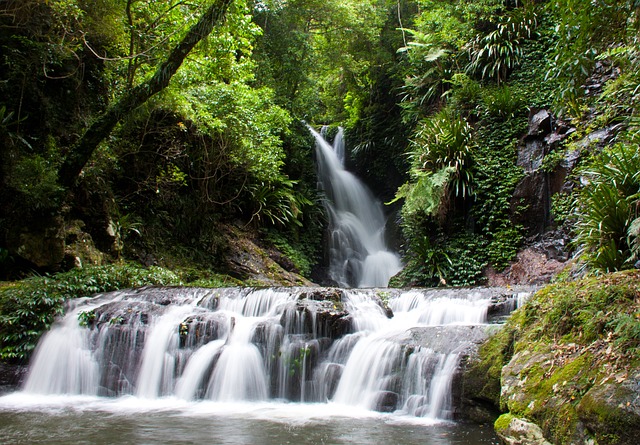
[550,190,578,227]
[574,142,640,272]
[246,178,312,228]
[174,268,241,288]
[77,310,96,328]
[398,29,454,119]
[394,228,452,287]
[488,224,523,271]
[522,270,640,352]
[7,155,64,211]
[444,231,488,286]
[471,117,527,269]
[0,264,181,362]
[467,6,537,84]
[546,0,636,115]
[443,73,482,112]
[263,230,315,277]
[598,43,640,117]
[480,84,524,120]
[393,226,489,287]
[392,168,455,219]
[411,109,475,199]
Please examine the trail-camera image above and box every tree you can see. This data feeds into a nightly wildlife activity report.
[57,0,233,188]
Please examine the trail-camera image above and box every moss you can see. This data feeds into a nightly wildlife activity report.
[492,270,640,444]
[495,413,515,433]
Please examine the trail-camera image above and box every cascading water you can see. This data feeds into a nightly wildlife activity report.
[8,286,532,424]
[311,126,402,288]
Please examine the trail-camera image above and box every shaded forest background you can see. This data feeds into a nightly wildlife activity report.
[1,0,639,289]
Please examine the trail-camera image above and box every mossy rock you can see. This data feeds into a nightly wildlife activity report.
[577,372,640,445]
[495,414,552,445]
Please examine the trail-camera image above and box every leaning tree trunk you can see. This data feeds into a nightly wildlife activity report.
[58,0,234,188]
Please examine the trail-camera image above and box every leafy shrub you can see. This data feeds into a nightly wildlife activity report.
[392,227,488,287]
[471,117,527,269]
[397,28,453,121]
[547,0,634,115]
[444,73,483,111]
[390,224,451,287]
[392,167,456,220]
[467,8,537,84]
[263,230,314,277]
[245,177,313,228]
[574,142,640,272]
[445,232,489,286]
[481,85,524,120]
[411,109,475,199]
[0,264,181,361]
[550,190,578,227]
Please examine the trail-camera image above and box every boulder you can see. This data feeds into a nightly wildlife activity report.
[577,371,640,445]
[15,218,65,268]
[495,415,553,445]
[374,390,399,413]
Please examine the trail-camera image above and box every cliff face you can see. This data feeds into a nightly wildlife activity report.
[466,270,640,444]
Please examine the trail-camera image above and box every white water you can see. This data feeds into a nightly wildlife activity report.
[9,286,533,423]
[311,126,402,287]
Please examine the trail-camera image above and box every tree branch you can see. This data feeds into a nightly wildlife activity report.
[58,0,234,188]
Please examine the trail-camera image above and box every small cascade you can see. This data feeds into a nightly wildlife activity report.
[18,286,534,422]
[23,304,100,395]
[310,126,402,287]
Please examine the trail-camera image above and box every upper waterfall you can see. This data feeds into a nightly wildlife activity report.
[310,126,402,287]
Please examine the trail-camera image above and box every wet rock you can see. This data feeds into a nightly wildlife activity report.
[544,118,575,148]
[487,295,519,321]
[374,390,399,413]
[181,313,228,348]
[63,219,105,268]
[401,325,495,355]
[0,363,28,395]
[511,171,549,235]
[527,109,552,138]
[496,416,552,445]
[577,125,620,150]
[517,139,546,172]
[298,288,344,305]
[291,293,353,339]
[500,249,566,286]
[501,350,549,412]
[319,363,343,399]
[222,225,315,287]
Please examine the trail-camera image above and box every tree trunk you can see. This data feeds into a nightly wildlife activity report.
[58,0,234,188]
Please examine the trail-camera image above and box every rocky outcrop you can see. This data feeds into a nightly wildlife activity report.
[483,271,640,445]
[223,224,315,287]
[12,216,66,269]
[510,105,621,241]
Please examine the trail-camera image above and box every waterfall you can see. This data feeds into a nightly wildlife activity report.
[18,286,533,421]
[310,126,402,288]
